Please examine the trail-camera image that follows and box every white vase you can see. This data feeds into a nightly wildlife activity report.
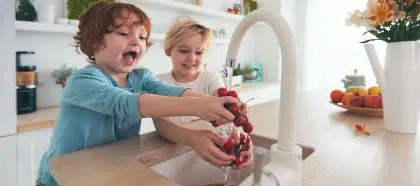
[364,41,420,133]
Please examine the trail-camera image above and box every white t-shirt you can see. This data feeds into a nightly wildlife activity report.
[156,71,225,124]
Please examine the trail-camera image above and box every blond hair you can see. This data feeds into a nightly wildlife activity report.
[163,19,213,56]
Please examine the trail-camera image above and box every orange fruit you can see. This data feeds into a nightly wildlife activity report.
[341,92,356,105]
[330,89,345,103]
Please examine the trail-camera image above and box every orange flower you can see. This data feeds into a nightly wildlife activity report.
[367,3,395,25]
[377,0,393,4]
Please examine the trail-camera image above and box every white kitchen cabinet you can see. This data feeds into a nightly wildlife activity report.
[0,135,18,186]
[17,128,53,186]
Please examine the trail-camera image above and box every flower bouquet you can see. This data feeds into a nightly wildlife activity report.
[345,0,420,43]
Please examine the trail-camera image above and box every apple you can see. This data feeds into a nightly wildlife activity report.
[348,96,364,107]
[364,95,382,108]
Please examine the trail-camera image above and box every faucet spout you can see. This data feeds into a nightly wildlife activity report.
[226,8,299,151]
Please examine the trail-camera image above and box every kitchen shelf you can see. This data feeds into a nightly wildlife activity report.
[15,20,78,34]
[15,21,230,44]
[126,0,244,21]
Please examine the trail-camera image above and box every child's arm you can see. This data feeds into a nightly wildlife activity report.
[63,68,236,121]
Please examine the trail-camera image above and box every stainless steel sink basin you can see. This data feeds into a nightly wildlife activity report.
[149,135,315,186]
[149,146,270,186]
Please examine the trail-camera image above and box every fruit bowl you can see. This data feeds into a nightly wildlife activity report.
[330,101,383,116]
[330,85,383,116]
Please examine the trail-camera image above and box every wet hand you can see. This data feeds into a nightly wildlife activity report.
[190,130,236,167]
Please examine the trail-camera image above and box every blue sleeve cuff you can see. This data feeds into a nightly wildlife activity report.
[167,87,190,97]
[128,91,145,118]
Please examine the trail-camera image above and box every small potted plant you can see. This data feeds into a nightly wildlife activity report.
[52,64,80,88]
[221,64,255,87]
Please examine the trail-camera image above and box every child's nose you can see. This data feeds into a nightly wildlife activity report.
[129,36,140,46]
[187,53,196,61]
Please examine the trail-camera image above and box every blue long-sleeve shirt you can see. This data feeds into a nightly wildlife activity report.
[37,64,187,186]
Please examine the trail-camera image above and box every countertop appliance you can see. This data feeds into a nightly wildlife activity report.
[16,51,37,115]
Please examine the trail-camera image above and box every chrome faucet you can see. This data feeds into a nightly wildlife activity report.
[226,8,303,186]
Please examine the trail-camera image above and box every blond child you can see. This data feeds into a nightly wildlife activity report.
[36,2,240,185]
[156,19,254,169]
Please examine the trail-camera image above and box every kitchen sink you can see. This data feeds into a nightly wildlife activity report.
[148,135,315,186]
[149,145,271,186]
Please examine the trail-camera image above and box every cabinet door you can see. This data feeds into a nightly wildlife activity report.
[0,135,18,186]
[18,128,53,186]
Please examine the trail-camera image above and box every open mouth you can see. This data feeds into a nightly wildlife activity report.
[122,51,138,64]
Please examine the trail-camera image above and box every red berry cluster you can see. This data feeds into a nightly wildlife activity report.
[215,133,251,166]
[211,87,253,134]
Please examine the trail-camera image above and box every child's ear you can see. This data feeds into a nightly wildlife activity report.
[165,49,171,56]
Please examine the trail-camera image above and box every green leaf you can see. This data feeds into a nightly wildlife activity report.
[392,22,401,41]
[360,39,379,43]
[405,1,418,13]
[407,26,420,40]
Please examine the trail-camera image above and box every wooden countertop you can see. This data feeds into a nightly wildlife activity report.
[49,89,320,186]
[50,87,420,186]
[16,81,279,133]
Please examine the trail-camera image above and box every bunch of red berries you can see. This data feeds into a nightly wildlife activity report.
[211,87,253,133]
[211,87,254,166]
[216,133,251,166]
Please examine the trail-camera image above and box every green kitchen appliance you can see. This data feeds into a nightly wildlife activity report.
[244,62,263,82]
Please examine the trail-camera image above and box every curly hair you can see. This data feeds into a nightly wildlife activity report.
[73,1,152,63]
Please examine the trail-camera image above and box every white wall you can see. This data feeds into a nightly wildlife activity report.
[282,0,386,92]
[0,0,18,137]
[17,0,260,109]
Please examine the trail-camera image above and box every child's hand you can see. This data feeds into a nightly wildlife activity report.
[234,138,254,169]
[230,127,254,169]
[195,96,238,123]
[189,130,235,167]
